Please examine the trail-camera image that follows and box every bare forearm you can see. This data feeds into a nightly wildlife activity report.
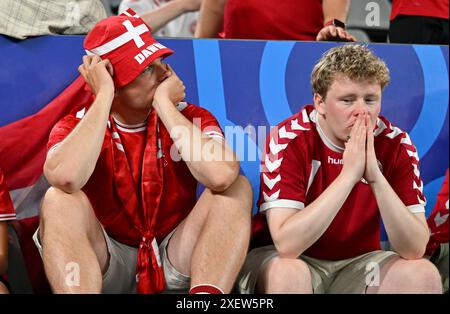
[370,176,429,259]
[141,0,188,33]
[44,92,113,193]
[154,98,239,191]
[272,174,355,258]
[322,0,351,23]
[195,0,226,37]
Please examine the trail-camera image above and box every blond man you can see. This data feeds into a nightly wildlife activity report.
[237,44,442,294]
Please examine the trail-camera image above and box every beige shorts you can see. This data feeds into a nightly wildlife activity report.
[33,227,190,293]
[236,245,398,294]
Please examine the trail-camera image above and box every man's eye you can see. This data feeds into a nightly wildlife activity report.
[141,66,153,75]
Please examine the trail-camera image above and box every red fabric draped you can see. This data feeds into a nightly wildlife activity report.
[109,110,165,293]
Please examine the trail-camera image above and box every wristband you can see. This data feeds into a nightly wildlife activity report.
[324,19,346,30]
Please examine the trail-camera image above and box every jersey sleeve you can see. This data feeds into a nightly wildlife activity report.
[47,114,80,153]
[198,110,224,141]
[388,132,427,214]
[0,170,16,221]
[258,131,307,212]
[47,106,110,154]
[180,102,224,141]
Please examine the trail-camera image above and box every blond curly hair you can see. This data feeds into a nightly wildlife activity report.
[311,44,390,98]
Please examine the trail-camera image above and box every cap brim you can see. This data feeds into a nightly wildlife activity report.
[113,47,174,87]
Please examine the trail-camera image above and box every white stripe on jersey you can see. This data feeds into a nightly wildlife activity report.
[263,190,280,202]
[306,160,321,195]
[263,173,281,189]
[260,199,305,212]
[0,213,16,221]
[176,101,188,111]
[407,204,425,213]
[264,155,283,173]
[76,107,86,119]
[386,125,403,139]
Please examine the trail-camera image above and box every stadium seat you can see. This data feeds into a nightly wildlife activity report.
[347,28,372,42]
[347,0,391,42]
[347,0,391,30]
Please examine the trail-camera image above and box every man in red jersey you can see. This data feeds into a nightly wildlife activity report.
[236,44,442,294]
[195,0,356,41]
[0,169,16,294]
[33,9,252,294]
[389,0,449,44]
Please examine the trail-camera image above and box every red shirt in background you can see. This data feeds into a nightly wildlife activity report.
[223,0,324,40]
[391,0,449,20]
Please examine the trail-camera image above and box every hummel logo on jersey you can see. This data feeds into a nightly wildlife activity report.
[328,156,343,165]
[134,43,167,64]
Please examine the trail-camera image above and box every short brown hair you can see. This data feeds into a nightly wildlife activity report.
[311,44,390,98]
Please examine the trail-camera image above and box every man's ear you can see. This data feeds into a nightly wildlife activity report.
[314,93,326,115]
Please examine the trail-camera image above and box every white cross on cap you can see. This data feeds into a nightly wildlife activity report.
[86,20,149,56]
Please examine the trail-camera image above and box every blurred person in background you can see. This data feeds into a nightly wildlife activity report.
[0,0,107,39]
[195,0,356,42]
[118,0,200,37]
[389,0,448,44]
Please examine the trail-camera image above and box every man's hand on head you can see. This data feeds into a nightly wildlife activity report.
[153,64,186,108]
[78,55,115,97]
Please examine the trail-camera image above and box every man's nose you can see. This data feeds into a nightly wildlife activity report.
[352,99,368,116]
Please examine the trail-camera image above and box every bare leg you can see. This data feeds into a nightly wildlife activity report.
[0,281,9,294]
[257,257,313,293]
[167,175,252,293]
[39,187,109,293]
[366,257,442,294]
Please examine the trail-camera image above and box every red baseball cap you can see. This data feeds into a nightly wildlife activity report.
[84,9,173,87]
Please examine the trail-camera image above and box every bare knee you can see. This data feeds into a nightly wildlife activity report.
[234,175,253,201]
[260,257,312,293]
[40,187,92,236]
[383,259,442,293]
[0,281,9,294]
[404,259,442,293]
[223,175,253,212]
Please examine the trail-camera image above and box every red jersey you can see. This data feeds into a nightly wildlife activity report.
[391,0,449,20]
[259,105,426,260]
[0,169,16,222]
[426,169,449,256]
[47,102,224,246]
[223,0,324,40]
